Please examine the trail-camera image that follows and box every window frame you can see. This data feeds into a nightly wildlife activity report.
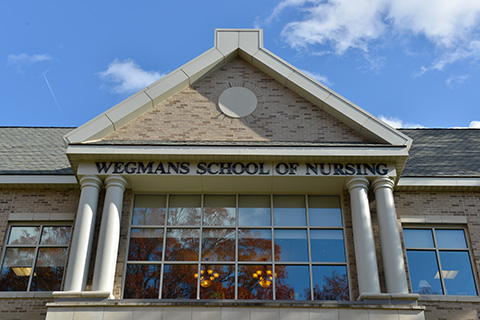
[122,193,350,301]
[0,222,72,292]
[403,225,479,296]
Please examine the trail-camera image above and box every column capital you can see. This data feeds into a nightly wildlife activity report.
[79,175,102,191]
[346,177,369,192]
[104,175,128,191]
[371,177,395,193]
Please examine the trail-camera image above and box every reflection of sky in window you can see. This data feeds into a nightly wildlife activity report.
[309,209,342,227]
[203,195,236,226]
[239,195,270,226]
[133,195,167,225]
[440,251,477,295]
[404,229,434,248]
[274,230,308,262]
[238,208,271,226]
[8,226,40,245]
[168,195,201,225]
[275,265,310,300]
[310,230,345,262]
[273,196,306,226]
[407,250,443,294]
[435,230,467,248]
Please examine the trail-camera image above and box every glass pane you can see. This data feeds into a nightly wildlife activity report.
[165,228,199,261]
[237,264,273,300]
[8,226,41,245]
[407,250,443,294]
[274,229,308,262]
[238,229,272,261]
[435,229,467,249]
[275,265,310,300]
[439,251,477,295]
[30,248,68,291]
[132,195,167,225]
[238,195,271,226]
[308,196,342,227]
[312,265,349,300]
[202,229,235,261]
[310,230,346,262]
[273,196,306,226]
[0,248,35,291]
[128,229,164,261]
[162,264,197,299]
[124,264,161,299]
[40,226,72,245]
[203,195,236,226]
[199,264,235,299]
[168,195,201,226]
[404,229,434,248]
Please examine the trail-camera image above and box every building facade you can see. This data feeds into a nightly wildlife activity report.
[1,29,480,320]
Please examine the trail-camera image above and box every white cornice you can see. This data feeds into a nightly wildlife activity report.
[397,177,480,190]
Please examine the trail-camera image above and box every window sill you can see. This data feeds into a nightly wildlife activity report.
[0,291,53,298]
[418,295,480,302]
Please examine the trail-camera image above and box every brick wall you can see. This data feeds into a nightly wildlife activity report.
[103,58,370,143]
[0,297,53,320]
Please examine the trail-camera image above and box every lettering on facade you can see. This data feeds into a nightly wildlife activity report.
[94,162,391,176]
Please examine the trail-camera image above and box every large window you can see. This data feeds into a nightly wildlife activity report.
[0,225,72,291]
[124,194,348,300]
[404,227,477,295]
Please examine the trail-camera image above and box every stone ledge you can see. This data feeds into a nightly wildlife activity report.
[418,294,480,303]
[46,298,425,310]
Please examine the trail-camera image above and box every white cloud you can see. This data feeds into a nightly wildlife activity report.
[98,59,164,94]
[378,115,424,128]
[469,121,480,128]
[445,75,469,88]
[270,0,480,69]
[299,69,332,86]
[7,53,53,70]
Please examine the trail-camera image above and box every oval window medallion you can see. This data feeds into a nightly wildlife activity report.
[218,87,258,118]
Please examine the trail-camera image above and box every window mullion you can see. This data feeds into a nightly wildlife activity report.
[431,228,447,294]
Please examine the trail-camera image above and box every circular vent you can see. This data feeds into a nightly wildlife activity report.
[218,87,258,118]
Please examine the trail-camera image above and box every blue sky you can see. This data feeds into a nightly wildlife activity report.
[1,0,479,128]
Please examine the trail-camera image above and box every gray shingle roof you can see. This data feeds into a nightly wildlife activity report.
[1,127,479,177]
[0,127,73,175]
[399,129,480,177]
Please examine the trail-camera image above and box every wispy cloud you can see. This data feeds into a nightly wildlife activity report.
[446,74,469,88]
[299,69,332,86]
[266,0,480,71]
[98,59,164,94]
[7,53,53,72]
[378,115,425,128]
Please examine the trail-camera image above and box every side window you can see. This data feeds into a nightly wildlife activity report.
[0,225,72,291]
[404,227,477,295]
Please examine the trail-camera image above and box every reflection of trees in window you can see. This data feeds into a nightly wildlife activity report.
[0,225,71,292]
[162,264,197,299]
[125,194,348,301]
[312,270,349,301]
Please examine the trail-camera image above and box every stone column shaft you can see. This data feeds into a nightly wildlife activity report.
[372,177,409,294]
[346,177,381,294]
[63,176,102,292]
[92,176,127,295]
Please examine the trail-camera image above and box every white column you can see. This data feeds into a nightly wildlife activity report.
[346,177,381,294]
[92,175,127,295]
[372,177,409,294]
[63,176,102,292]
